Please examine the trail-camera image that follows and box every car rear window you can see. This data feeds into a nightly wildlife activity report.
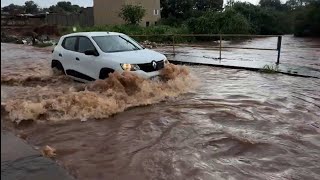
[62,37,77,51]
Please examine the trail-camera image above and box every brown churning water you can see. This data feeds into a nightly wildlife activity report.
[3,64,196,123]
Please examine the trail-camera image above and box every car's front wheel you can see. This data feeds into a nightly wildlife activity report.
[51,60,65,75]
[99,68,114,79]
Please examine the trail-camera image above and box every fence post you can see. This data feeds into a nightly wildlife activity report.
[276,36,282,65]
[219,34,222,60]
[172,34,176,56]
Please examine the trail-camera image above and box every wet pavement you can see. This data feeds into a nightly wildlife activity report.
[1,129,74,180]
[1,35,320,180]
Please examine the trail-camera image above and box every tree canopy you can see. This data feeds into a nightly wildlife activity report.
[119,5,146,25]
[160,0,223,19]
[49,1,81,13]
[24,1,39,14]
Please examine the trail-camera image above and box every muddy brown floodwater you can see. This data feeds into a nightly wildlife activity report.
[1,35,320,180]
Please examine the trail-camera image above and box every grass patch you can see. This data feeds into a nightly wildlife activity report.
[261,64,279,73]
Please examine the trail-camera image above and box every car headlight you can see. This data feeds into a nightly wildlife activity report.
[121,64,140,71]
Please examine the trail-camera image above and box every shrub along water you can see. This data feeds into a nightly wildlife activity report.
[293,0,320,37]
[187,9,251,35]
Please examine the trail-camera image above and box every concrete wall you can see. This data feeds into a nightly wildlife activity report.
[94,0,161,27]
[1,16,45,26]
[94,0,125,26]
[47,8,94,27]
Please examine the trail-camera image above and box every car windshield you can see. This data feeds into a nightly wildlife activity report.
[92,35,143,53]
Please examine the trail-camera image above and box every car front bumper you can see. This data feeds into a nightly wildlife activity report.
[131,70,161,79]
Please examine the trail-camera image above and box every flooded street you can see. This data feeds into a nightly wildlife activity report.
[1,35,320,180]
[160,36,320,78]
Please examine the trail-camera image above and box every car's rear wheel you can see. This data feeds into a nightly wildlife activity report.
[99,68,114,79]
[51,60,65,75]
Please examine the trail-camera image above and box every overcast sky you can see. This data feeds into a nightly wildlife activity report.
[1,0,269,8]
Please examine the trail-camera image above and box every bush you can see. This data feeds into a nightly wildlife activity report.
[261,64,279,73]
[294,1,320,37]
[118,5,146,25]
[229,2,293,35]
[158,16,183,27]
[187,9,251,34]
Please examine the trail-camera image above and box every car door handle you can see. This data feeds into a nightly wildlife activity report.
[59,53,62,57]
[76,57,80,61]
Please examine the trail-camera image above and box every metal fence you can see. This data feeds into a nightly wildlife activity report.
[130,34,282,64]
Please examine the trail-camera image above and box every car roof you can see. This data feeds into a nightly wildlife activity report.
[62,31,124,38]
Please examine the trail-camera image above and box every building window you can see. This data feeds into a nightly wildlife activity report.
[146,21,150,27]
[155,21,158,26]
[153,9,159,15]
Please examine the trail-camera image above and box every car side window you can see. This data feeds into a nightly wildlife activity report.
[62,37,77,51]
[78,37,96,53]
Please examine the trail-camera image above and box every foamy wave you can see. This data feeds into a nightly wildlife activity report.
[4,64,196,123]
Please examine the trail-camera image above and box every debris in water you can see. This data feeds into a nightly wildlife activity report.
[41,145,56,158]
[81,118,87,122]
[18,132,28,140]
[310,122,319,128]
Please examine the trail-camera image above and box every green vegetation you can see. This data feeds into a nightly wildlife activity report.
[2,1,40,14]
[1,0,319,37]
[293,0,320,37]
[119,5,146,25]
[24,1,39,14]
[229,2,293,35]
[48,1,81,13]
[261,64,280,73]
[187,9,251,34]
[158,0,320,36]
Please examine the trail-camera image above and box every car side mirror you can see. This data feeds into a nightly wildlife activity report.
[84,49,99,56]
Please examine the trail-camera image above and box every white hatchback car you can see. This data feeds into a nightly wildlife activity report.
[52,32,169,81]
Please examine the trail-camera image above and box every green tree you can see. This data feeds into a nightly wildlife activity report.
[49,1,81,13]
[194,0,223,11]
[187,9,250,34]
[259,0,282,10]
[39,8,50,13]
[294,0,320,36]
[285,0,300,10]
[227,2,293,34]
[160,0,224,26]
[119,4,146,25]
[25,1,39,14]
[161,0,193,19]
[2,4,25,14]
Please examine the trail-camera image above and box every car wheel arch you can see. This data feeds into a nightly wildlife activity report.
[51,60,65,72]
[99,68,115,79]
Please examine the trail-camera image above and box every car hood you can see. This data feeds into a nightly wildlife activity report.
[102,49,166,64]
